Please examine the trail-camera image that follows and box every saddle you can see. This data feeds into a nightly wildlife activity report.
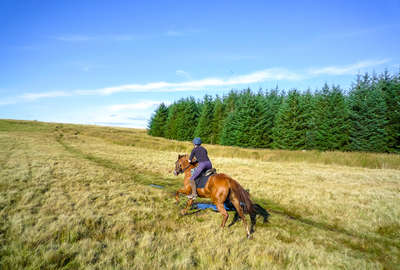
[195,168,217,188]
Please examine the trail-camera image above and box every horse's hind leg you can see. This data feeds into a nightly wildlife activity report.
[228,211,240,227]
[215,203,229,228]
[230,198,250,238]
[250,211,256,234]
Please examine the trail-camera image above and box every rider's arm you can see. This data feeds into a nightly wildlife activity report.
[189,148,196,163]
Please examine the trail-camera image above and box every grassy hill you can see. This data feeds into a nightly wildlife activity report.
[1,119,399,269]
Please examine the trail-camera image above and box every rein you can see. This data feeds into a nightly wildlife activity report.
[181,163,192,174]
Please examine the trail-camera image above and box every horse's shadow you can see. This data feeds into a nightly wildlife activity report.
[190,199,270,230]
[228,203,270,228]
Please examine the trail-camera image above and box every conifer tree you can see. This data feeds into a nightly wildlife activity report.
[349,74,388,152]
[210,96,226,144]
[220,89,275,148]
[378,71,400,152]
[147,103,169,137]
[272,90,311,150]
[175,97,200,141]
[164,102,181,140]
[251,90,283,148]
[194,95,215,143]
[313,84,350,150]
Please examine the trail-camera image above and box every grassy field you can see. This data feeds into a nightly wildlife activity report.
[1,119,399,269]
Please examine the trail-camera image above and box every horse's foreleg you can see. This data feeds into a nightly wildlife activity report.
[215,203,229,228]
[175,187,189,203]
[181,198,194,215]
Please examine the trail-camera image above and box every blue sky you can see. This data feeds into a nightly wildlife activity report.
[1,0,399,128]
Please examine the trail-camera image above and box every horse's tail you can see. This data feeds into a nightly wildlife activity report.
[229,179,255,214]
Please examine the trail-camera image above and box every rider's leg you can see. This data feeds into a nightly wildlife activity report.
[188,178,197,199]
[188,162,209,199]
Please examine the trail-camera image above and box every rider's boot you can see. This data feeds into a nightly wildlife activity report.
[187,179,198,200]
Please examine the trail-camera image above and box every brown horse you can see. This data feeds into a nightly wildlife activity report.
[174,154,256,238]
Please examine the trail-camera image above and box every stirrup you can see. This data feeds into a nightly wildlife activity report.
[187,194,198,200]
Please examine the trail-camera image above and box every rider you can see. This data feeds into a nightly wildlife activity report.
[187,137,212,199]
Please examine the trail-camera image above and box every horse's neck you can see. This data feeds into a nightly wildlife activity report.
[184,168,192,179]
[183,164,196,180]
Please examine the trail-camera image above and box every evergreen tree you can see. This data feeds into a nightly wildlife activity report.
[313,84,350,150]
[302,89,316,149]
[220,89,276,148]
[164,102,181,140]
[349,73,388,152]
[194,95,215,143]
[272,90,311,150]
[147,103,169,137]
[251,90,283,148]
[175,97,200,141]
[378,71,400,153]
[210,96,226,144]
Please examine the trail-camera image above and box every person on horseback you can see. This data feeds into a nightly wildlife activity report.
[187,137,212,199]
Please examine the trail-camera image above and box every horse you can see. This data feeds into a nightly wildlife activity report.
[174,154,256,238]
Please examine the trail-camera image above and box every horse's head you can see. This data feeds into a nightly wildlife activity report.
[174,154,191,176]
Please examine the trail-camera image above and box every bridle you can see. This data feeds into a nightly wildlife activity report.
[174,160,192,175]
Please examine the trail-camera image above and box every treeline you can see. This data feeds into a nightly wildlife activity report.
[148,71,400,153]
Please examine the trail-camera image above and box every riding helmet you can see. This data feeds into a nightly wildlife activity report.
[193,137,202,145]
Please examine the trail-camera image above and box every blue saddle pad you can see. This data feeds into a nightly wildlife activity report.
[193,168,216,188]
[192,199,244,212]
[194,203,236,212]
[195,174,212,188]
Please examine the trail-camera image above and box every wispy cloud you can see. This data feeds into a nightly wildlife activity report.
[55,35,95,42]
[76,68,302,96]
[108,101,166,112]
[85,101,167,128]
[165,30,184,37]
[176,70,192,80]
[54,34,140,42]
[13,59,391,103]
[164,28,204,37]
[0,99,18,106]
[308,59,390,76]
[20,91,70,101]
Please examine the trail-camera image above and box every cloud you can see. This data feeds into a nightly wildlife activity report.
[14,59,392,102]
[108,101,165,112]
[165,30,184,37]
[20,91,70,101]
[308,59,390,75]
[84,102,164,129]
[75,68,302,96]
[176,70,192,80]
[55,35,94,42]
[0,99,17,106]
[164,28,203,37]
[54,34,138,42]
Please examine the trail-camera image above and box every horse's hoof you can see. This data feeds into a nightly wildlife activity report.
[180,210,187,216]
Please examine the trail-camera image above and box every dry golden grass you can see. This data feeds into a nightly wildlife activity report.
[1,119,399,269]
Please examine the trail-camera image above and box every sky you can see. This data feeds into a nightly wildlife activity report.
[1,0,399,128]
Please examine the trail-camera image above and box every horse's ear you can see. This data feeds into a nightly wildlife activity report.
[178,154,182,159]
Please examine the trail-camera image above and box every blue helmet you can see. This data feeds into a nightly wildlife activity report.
[193,137,202,145]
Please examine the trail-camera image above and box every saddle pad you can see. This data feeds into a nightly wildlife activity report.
[194,168,216,188]
[195,174,211,188]
[193,203,236,212]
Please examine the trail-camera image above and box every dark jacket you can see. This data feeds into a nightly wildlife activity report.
[189,146,210,163]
